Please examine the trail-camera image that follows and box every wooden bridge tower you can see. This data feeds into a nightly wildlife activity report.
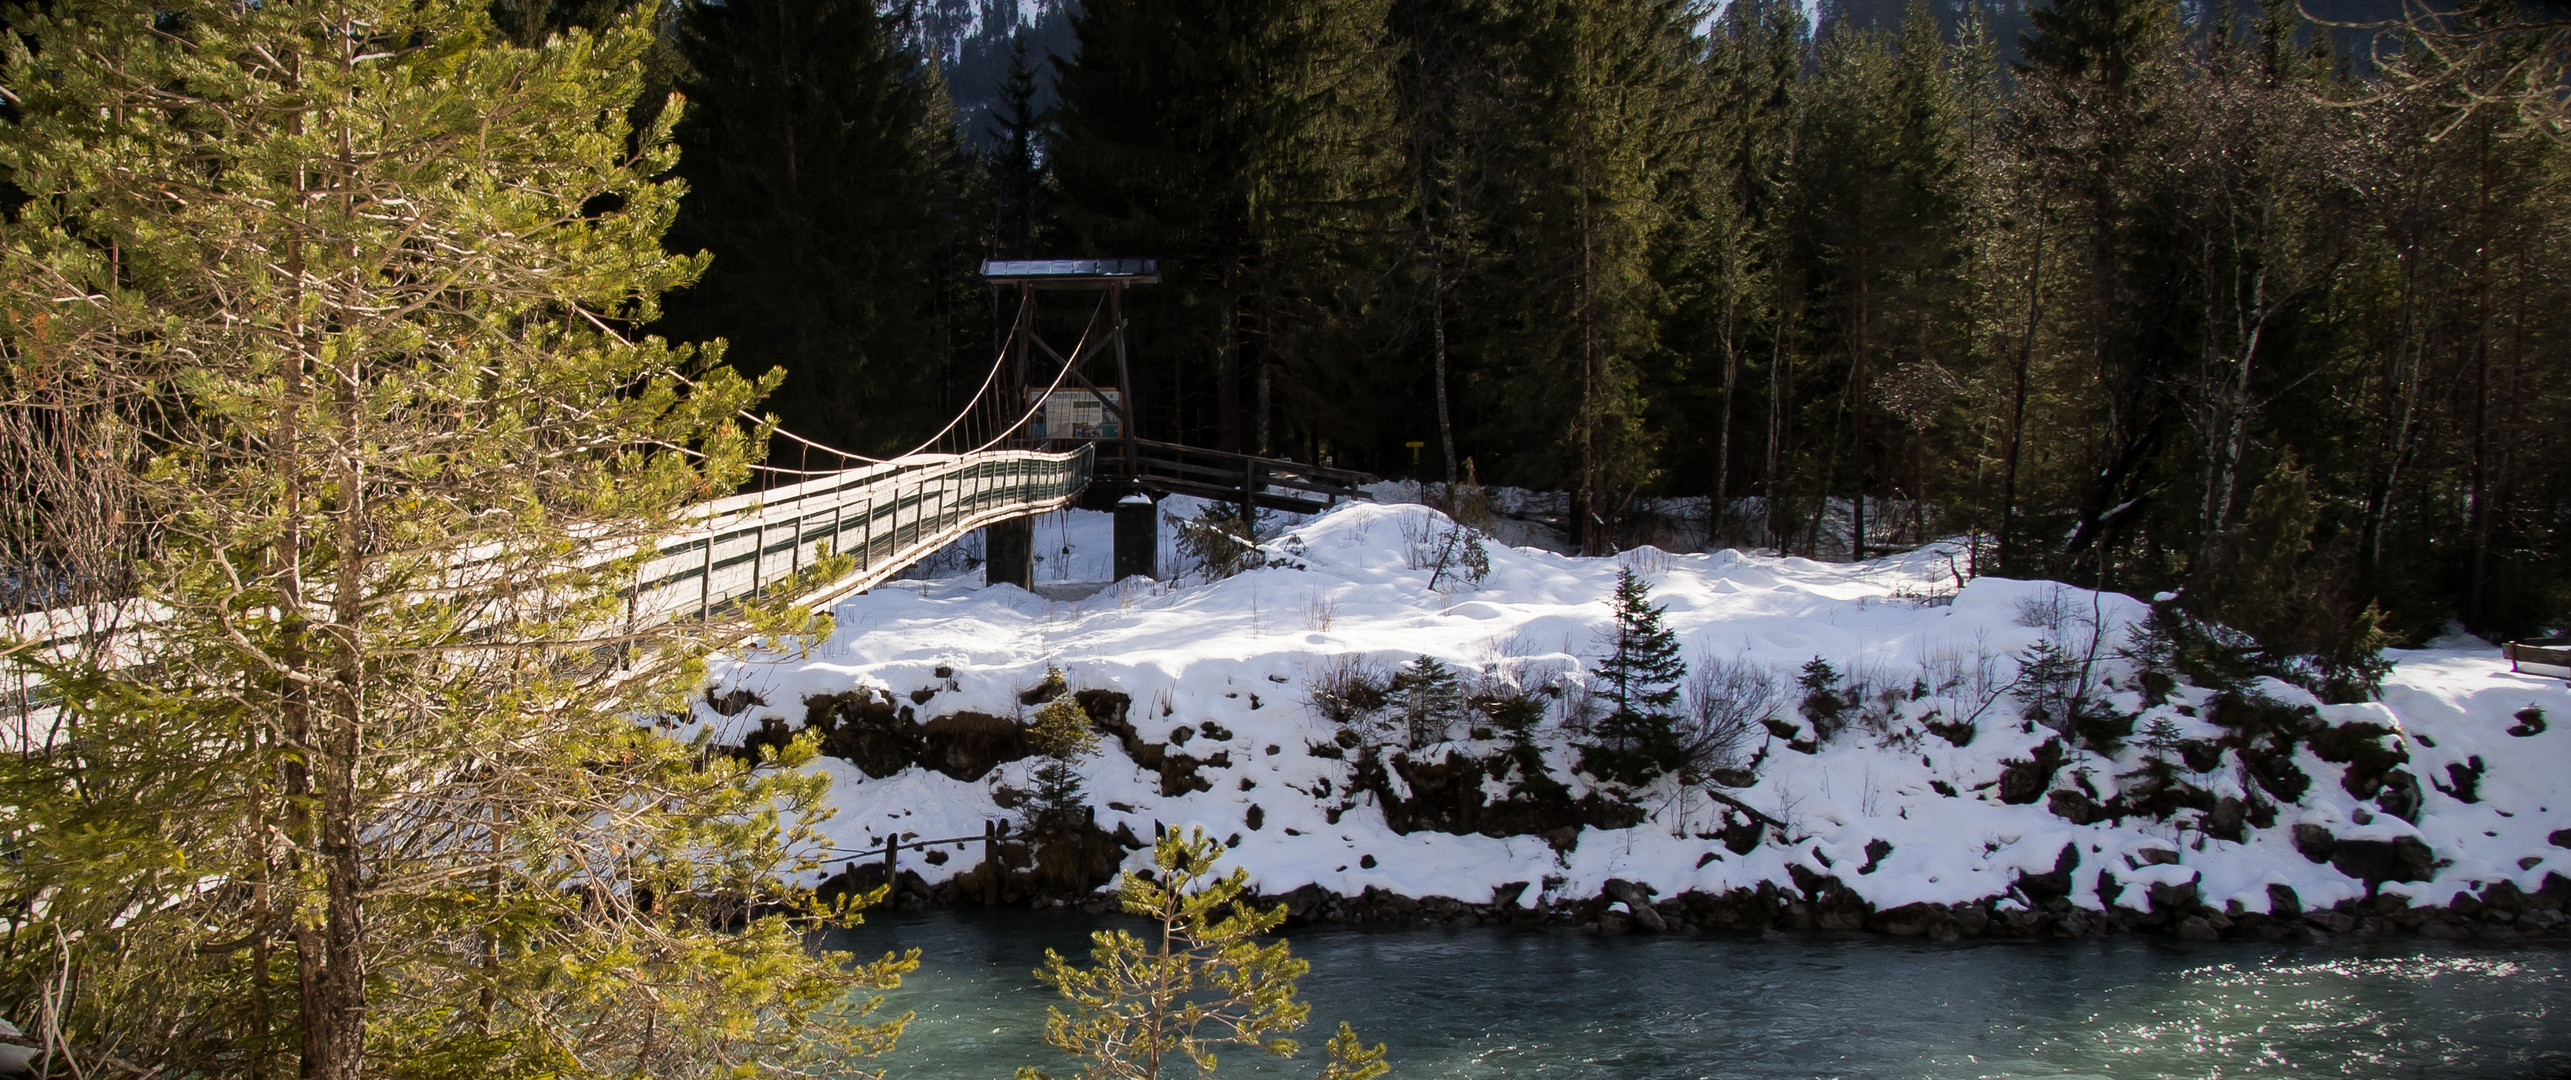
[978,258,1159,588]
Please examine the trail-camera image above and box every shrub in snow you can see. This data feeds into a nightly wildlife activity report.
[1173,503,1262,583]
[1678,655,1781,783]
[1399,509,1490,590]
[1305,655,1392,750]
[1579,568,1687,789]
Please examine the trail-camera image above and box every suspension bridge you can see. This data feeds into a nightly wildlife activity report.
[6,258,1375,669]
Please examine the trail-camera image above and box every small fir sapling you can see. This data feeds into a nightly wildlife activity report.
[1026,670,1102,829]
[1797,657,1850,742]
[2117,714,2193,818]
[1579,568,1688,788]
[1388,655,1468,749]
[2014,635,2134,753]
[1467,669,1561,796]
[1020,829,1389,1080]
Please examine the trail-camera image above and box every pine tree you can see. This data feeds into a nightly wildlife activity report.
[660,0,973,459]
[1389,654,1467,749]
[1581,567,1687,787]
[1026,671,1103,827]
[1797,656,1851,740]
[0,2,904,1074]
[1481,0,1698,553]
[2013,0,2193,582]
[989,28,1049,258]
[1021,829,1389,1080]
[1051,0,1402,456]
[1787,2,1972,560]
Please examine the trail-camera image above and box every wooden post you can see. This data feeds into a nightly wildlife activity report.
[1111,280,1141,478]
[881,833,898,892]
[983,819,1001,906]
[1240,458,1257,534]
[698,534,713,619]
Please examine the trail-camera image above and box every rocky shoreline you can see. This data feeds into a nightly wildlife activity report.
[828,844,2571,946]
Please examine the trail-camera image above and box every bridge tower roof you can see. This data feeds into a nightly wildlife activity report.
[979,257,1161,286]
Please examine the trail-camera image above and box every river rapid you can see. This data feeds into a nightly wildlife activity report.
[826,909,2571,1079]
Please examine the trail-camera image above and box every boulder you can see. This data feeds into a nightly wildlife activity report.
[2048,788,2109,825]
[2328,836,2436,887]
[1999,739,2068,805]
[2266,883,2304,921]
[2015,843,2082,900]
[2145,875,2202,916]
[1868,903,1939,937]
[1604,878,1668,932]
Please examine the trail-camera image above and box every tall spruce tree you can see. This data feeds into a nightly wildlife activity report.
[1582,567,1688,788]
[1788,4,1971,559]
[989,28,1049,259]
[2013,0,2193,583]
[661,0,972,459]
[0,1,906,1074]
[1445,0,1698,552]
[1051,0,1402,457]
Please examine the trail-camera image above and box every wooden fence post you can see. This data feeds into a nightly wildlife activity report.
[983,819,1001,906]
[698,535,713,619]
[881,834,898,893]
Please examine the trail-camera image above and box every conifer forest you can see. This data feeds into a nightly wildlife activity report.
[657,0,2571,659]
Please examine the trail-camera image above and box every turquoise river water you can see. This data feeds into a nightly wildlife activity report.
[826,909,2571,1079]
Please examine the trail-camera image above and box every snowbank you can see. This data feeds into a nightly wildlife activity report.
[693,501,2571,937]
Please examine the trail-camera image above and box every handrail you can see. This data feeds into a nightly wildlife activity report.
[2,445,1094,687]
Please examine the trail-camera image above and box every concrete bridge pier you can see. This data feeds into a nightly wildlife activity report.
[986,517,1034,591]
[1114,493,1159,581]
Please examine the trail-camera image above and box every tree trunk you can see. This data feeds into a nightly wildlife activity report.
[1712,268,1739,550]
[1998,214,2043,575]
[1850,245,1871,562]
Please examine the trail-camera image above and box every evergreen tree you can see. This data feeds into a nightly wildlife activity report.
[1797,656,1852,740]
[1388,0,1508,485]
[0,0,905,1075]
[1474,0,1698,553]
[1027,671,1102,827]
[1021,829,1389,1080]
[1051,0,1403,456]
[661,0,974,459]
[989,27,1050,258]
[1787,3,1972,559]
[1581,567,1687,787]
[2012,0,2194,582]
[1389,654,1468,749]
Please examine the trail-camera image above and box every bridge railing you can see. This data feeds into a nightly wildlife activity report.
[636,445,1093,623]
[3,446,1093,690]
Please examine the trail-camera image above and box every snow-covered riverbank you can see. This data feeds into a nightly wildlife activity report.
[693,500,2571,941]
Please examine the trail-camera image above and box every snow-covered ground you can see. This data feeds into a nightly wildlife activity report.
[692,500,2571,925]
